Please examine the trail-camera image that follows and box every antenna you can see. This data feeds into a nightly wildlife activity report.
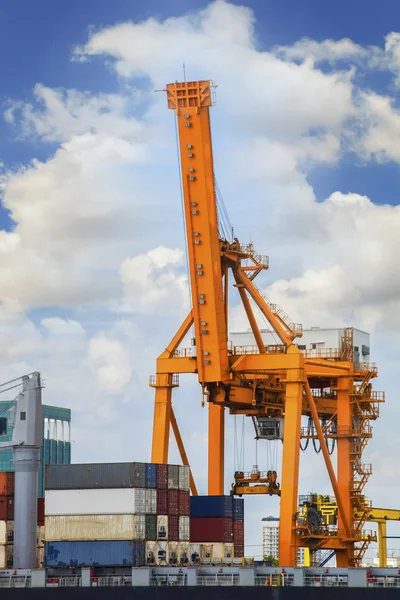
[183,63,187,82]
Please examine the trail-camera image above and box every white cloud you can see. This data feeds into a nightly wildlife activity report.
[2,0,400,555]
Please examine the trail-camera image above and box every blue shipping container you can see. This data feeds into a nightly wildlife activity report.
[233,498,244,520]
[45,541,145,567]
[145,463,157,489]
[190,495,233,518]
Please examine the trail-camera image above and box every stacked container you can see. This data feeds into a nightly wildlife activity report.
[44,462,190,567]
[0,472,46,568]
[190,495,235,562]
[233,498,244,558]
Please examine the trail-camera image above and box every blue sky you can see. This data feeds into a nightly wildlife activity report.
[1,0,400,558]
[2,0,400,212]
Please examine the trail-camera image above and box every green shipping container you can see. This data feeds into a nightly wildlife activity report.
[145,515,157,541]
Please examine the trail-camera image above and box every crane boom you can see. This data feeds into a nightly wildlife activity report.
[166,80,229,384]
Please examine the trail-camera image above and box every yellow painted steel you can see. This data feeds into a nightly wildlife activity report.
[149,79,384,566]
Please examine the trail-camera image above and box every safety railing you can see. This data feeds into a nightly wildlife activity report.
[0,574,31,588]
[196,573,240,586]
[91,576,131,586]
[355,362,378,375]
[149,374,179,386]
[150,574,187,586]
[46,576,81,587]
[303,348,341,359]
[255,574,294,586]
[368,576,400,588]
[238,244,269,267]
[304,575,348,587]
[232,344,285,355]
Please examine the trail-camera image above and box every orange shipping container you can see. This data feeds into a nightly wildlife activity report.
[0,473,14,496]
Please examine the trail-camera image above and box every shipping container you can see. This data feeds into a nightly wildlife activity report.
[190,518,234,543]
[157,464,168,490]
[0,521,13,545]
[145,541,157,565]
[45,515,135,541]
[233,498,244,521]
[134,514,145,540]
[167,465,179,490]
[179,515,190,541]
[44,540,145,567]
[178,466,190,491]
[200,542,234,560]
[168,489,179,515]
[157,541,168,565]
[233,520,244,545]
[45,488,146,516]
[145,464,157,489]
[46,463,147,490]
[234,543,244,558]
[156,490,167,515]
[145,489,156,514]
[37,526,45,547]
[157,516,168,540]
[189,543,201,564]
[0,495,13,521]
[168,515,179,542]
[145,515,157,541]
[179,542,190,565]
[37,546,45,569]
[37,498,45,526]
[168,541,179,565]
[0,473,14,496]
[0,544,13,569]
[132,463,146,489]
[190,495,233,518]
[178,490,190,516]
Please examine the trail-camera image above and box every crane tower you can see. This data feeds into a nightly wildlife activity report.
[150,80,383,567]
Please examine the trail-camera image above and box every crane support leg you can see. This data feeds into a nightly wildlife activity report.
[208,401,225,495]
[378,521,387,567]
[336,375,353,567]
[304,381,350,534]
[279,369,303,566]
[151,374,173,464]
[170,407,198,496]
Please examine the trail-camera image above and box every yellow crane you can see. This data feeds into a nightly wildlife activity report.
[149,78,384,567]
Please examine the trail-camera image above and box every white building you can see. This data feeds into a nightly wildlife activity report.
[230,327,370,363]
[261,516,320,566]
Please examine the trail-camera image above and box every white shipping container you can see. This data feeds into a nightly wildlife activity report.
[45,515,135,541]
[145,489,156,514]
[178,466,190,491]
[145,541,157,565]
[0,522,13,545]
[157,515,168,540]
[189,544,201,564]
[168,542,179,565]
[45,488,147,516]
[157,541,168,565]
[179,515,190,541]
[134,514,145,540]
[179,542,190,565]
[0,544,13,569]
[200,542,234,560]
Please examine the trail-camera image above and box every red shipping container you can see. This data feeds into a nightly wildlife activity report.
[178,490,190,516]
[168,515,179,541]
[37,498,45,526]
[157,464,168,490]
[168,489,179,515]
[190,518,234,543]
[0,472,14,496]
[0,495,13,521]
[234,543,244,557]
[157,490,168,515]
[233,520,244,544]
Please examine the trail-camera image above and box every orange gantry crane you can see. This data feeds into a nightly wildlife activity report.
[150,80,384,567]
